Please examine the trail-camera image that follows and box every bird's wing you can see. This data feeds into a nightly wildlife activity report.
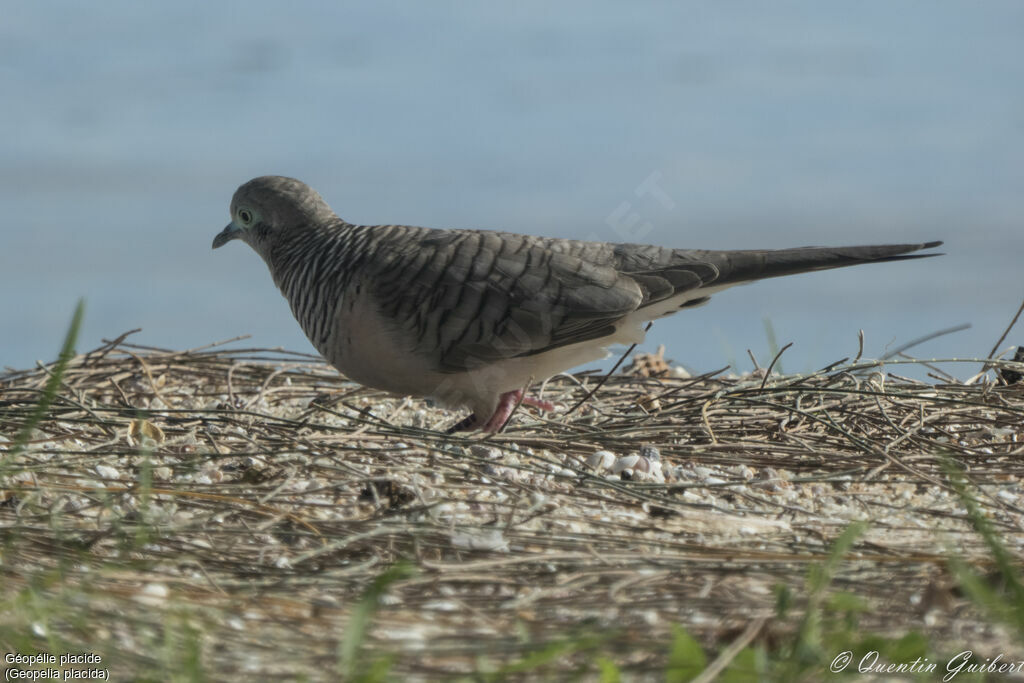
[368,229,716,371]
[366,227,941,372]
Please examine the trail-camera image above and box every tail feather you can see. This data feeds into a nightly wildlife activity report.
[707,240,943,285]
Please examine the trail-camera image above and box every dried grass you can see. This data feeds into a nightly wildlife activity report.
[2,334,1023,679]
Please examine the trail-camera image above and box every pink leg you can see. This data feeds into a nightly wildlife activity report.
[481,390,555,433]
[446,391,555,434]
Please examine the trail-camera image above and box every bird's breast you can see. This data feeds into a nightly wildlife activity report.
[319,285,449,398]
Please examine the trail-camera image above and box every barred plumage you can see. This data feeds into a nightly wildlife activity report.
[213,175,943,433]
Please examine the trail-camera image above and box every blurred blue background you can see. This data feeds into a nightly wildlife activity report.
[2,2,1022,376]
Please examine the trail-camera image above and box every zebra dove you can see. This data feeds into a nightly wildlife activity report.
[212,176,942,432]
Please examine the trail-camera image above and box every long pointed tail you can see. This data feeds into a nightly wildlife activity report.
[707,240,943,285]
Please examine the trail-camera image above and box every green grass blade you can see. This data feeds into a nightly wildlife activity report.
[6,299,84,462]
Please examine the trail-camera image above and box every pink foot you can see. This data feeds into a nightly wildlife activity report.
[447,391,555,433]
[481,390,555,433]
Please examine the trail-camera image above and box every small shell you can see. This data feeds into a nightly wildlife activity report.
[612,454,641,474]
[134,583,169,606]
[469,444,501,460]
[128,418,165,446]
[670,464,695,480]
[729,464,755,481]
[95,464,120,480]
[639,445,661,462]
[586,450,616,471]
[451,529,508,551]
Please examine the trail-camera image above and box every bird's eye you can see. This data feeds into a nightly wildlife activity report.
[238,209,253,225]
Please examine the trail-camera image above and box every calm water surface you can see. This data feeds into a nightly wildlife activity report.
[2,2,1022,377]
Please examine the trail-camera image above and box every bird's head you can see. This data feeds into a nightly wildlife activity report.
[212,176,336,252]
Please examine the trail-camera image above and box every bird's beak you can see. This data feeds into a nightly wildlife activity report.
[212,222,242,249]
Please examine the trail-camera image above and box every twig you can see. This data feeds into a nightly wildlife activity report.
[563,323,652,417]
[879,323,971,361]
[760,342,793,391]
[691,616,767,683]
[987,296,1024,359]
